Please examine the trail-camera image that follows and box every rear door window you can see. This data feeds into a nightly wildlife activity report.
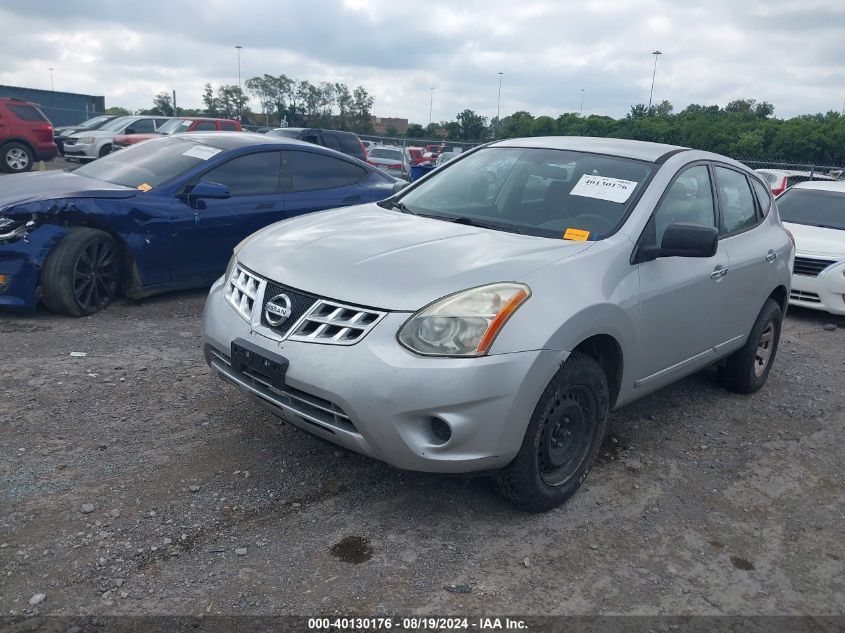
[290,151,367,191]
[220,122,238,131]
[193,121,217,131]
[714,166,759,235]
[750,178,772,216]
[8,104,49,122]
[321,133,343,152]
[128,119,156,133]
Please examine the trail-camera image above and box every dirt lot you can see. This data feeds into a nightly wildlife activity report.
[0,287,842,618]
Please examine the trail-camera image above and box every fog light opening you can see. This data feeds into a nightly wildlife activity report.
[430,417,452,444]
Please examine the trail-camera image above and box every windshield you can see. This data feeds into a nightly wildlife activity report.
[777,187,845,231]
[79,116,112,129]
[369,148,403,160]
[156,119,193,135]
[98,116,134,132]
[399,147,655,239]
[73,137,224,189]
[266,129,300,138]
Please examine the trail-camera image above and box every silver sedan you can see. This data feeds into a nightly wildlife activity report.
[201,137,793,511]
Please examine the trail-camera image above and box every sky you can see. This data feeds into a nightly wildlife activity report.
[1,0,844,124]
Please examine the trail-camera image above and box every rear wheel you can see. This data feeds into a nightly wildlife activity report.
[494,352,609,512]
[717,299,782,394]
[1,142,34,173]
[41,228,122,316]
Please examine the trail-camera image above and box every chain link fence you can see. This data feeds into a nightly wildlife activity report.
[358,134,480,152]
[741,160,844,180]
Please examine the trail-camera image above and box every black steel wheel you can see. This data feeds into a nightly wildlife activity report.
[495,352,609,512]
[41,228,122,316]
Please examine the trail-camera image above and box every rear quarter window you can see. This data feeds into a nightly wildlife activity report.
[291,151,367,191]
[8,104,49,122]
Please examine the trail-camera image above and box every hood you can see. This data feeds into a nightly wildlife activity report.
[238,204,593,310]
[55,126,84,136]
[68,129,118,139]
[784,221,845,258]
[0,170,136,213]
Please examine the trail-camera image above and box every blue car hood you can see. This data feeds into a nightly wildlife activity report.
[0,170,136,212]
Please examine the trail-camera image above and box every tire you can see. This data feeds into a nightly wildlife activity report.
[1,142,34,173]
[717,299,782,394]
[98,144,112,158]
[40,228,122,316]
[494,352,609,512]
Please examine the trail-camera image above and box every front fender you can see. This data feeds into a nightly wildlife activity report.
[0,224,71,311]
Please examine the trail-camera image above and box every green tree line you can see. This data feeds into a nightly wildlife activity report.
[408,99,845,165]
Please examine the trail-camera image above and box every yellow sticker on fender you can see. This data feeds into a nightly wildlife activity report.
[563,228,590,241]
[137,183,152,192]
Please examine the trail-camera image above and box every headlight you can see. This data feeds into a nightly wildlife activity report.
[78,136,95,144]
[398,283,531,357]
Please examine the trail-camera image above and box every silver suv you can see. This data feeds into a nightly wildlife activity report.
[201,137,793,511]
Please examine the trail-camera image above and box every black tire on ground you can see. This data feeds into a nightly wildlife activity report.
[717,298,782,394]
[0,142,34,173]
[494,352,609,512]
[40,228,122,317]
[98,144,112,158]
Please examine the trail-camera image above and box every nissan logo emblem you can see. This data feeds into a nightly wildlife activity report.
[264,294,293,327]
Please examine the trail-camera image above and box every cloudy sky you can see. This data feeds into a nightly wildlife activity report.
[1,0,844,123]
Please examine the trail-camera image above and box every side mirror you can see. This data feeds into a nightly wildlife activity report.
[189,181,231,201]
[659,223,718,258]
[392,180,409,194]
[125,128,136,135]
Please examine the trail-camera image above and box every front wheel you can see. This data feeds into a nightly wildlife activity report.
[494,352,609,512]
[717,298,782,394]
[40,228,122,316]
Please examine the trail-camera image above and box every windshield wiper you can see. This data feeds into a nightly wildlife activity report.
[377,198,415,214]
[449,216,522,234]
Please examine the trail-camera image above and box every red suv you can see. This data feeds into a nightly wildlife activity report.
[0,98,57,173]
[112,117,242,149]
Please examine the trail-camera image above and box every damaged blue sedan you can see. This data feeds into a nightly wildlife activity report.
[0,133,398,315]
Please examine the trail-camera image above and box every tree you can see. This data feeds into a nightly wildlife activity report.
[456,109,487,141]
[215,85,250,119]
[146,92,173,117]
[349,86,374,134]
[500,111,534,137]
[245,75,276,125]
[406,123,425,138]
[202,83,218,117]
[105,106,131,116]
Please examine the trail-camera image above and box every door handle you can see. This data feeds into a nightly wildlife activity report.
[342,196,362,204]
[255,203,274,210]
[710,266,728,280]
[766,250,777,263]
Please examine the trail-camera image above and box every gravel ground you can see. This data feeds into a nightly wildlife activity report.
[0,284,843,616]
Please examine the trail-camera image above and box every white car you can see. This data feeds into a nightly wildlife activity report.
[63,115,170,161]
[777,180,845,314]
[756,168,837,197]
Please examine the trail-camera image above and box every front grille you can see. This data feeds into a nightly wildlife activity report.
[208,347,358,435]
[63,138,78,146]
[287,299,385,345]
[794,256,836,277]
[790,290,821,303]
[260,280,319,336]
[226,264,262,320]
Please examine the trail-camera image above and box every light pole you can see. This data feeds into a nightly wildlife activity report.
[428,87,434,129]
[49,67,54,91]
[579,88,585,116]
[495,72,504,138]
[235,45,243,120]
[648,50,662,110]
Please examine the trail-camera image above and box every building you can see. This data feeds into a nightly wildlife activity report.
[371,116,408,135]
[0,85,105,126]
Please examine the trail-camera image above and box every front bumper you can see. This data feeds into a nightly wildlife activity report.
[0,224,70,311]
[61,142,97,159]
[789,260,845,315]
[201,276,565,473]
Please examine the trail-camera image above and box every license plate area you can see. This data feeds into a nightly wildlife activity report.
[231,338,289,389]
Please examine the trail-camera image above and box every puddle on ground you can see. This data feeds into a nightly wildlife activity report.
[730,555,755,570]
[330,535,373,564]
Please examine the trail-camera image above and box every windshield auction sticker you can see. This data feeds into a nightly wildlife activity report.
[182,145,223,160]
[569,174,638,203]
[563,228,590,241]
